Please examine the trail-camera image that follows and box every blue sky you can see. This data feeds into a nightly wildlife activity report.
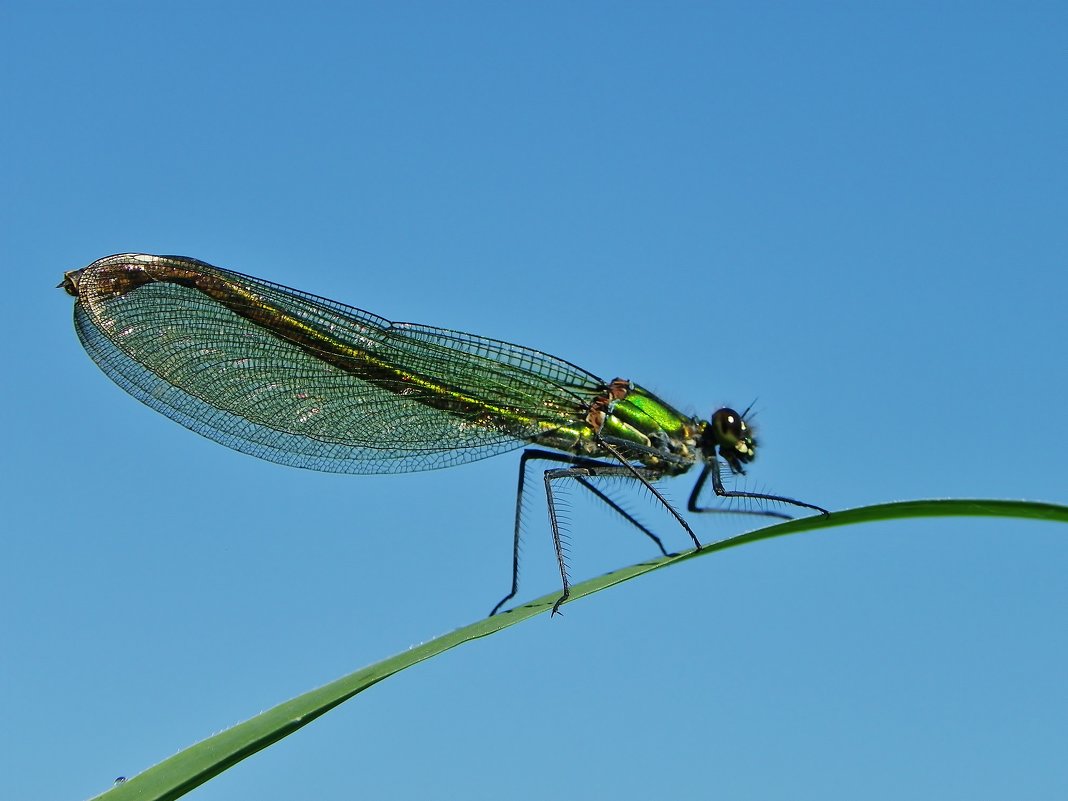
[2,3,1066,799]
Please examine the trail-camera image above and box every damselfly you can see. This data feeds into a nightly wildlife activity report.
[62,254,828,614]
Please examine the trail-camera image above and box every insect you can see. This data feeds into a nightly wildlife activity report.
[62,253,828,614]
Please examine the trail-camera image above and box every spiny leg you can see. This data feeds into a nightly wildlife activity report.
[686,464,791,519]
[542,461,669,616]
[489,449,669,617]
[544,466,581,615]
[595,435,701,549]
[537,435,709,614]
[572,477,669,556]
[689,462,830,516]
[487,450,539,617]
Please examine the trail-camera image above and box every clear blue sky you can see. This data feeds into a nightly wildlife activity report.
[3,3,1066,799]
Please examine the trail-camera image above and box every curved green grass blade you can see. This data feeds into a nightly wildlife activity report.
[88,498,1068,801]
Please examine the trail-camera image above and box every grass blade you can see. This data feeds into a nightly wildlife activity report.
[88,498,1068,801]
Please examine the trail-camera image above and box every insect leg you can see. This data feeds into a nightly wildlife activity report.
[595,435,702,549]
[489,449,669,617]
[688,461,830,516]
[489,449,542,617]
[543,460,668,616]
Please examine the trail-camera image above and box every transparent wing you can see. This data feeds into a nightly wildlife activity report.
[70,254,606,474]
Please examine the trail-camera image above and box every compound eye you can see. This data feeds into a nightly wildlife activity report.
[709,407,756,468]
[712,408,747,442]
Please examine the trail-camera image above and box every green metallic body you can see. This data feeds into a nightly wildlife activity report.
[534,385,700,475]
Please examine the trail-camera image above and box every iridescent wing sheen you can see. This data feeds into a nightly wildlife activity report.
[70,254,606,474]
